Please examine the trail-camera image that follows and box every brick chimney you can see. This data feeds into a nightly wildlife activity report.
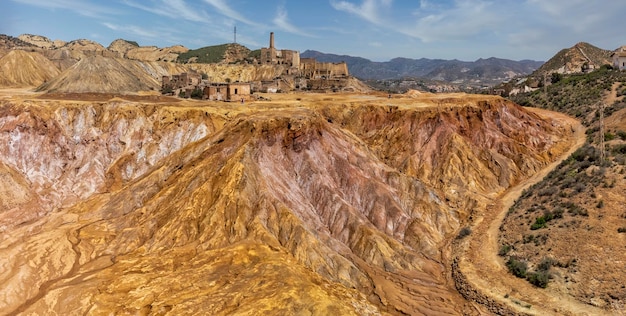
[270,32,275,49]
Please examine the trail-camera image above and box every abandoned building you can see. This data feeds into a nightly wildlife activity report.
[300,58,349,79]
[162,72,202,90]
[162,72,251,101]
[257,32,351,92]
[203,82,250,101]
[612,46,626,70]
[260,32,300,68]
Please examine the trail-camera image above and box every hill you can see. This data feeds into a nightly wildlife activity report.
[36,55,185,93]
[533,42,612,75]
[0,34,36,50]
[17,33,66,49]
[0,92,576,315]
[107,38,140,55]
[0,50,60,87]
[108,39,188,62]
[178,43,252,64]
[301,50,543,86]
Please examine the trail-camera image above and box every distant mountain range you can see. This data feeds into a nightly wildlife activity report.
[301,50,544,86]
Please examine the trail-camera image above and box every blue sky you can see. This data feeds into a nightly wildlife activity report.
[2,0,625,62]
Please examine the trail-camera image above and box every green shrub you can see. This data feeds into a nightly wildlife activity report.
[531,216,547,230]
[507,257,528,278]
[527,271,550,288]
[191,88,203,99]
[537,257,554,271]
[499,244,511,256]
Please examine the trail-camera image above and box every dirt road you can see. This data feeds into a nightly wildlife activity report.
[455,108,607,315]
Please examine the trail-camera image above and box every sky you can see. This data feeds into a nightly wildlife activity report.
[1,0,625,62]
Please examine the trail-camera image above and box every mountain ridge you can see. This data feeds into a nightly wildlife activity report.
[301,49,544,85]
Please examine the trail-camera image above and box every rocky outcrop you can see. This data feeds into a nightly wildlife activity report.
[109,39,189,62]
[62,39,107,52]
[452,259,532,316]
[17,34,65,49]
[125,45,188,62]
[0,34,36,50]
[0,99,223,230]
[107,39,139,56]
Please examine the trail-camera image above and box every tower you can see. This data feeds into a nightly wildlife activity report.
[270,32,275,49]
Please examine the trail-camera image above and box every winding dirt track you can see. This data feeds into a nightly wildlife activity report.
[456,108,607,315]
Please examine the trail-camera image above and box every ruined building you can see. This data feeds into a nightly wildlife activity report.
[203,82,250,101]
[300,58,349,79]
[162,72,202,90]
[260,32,300,68]
[162,72,251,101]
[258,32,351,92]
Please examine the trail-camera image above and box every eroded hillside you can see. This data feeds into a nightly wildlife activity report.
[0,90,577,315]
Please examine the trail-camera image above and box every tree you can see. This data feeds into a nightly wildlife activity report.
[162,86,173,95]
[191,88,203,99]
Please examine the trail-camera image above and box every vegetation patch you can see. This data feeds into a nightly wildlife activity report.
[499,67,626,294]
[506,257,528,278]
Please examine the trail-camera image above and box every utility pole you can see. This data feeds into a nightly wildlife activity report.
[234,26,237,44]
[599,102,606,163]
[543,72,550,109]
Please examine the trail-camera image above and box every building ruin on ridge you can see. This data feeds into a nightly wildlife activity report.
[161,71,251,101]
[161,32,354,97]
[256,32,351,92]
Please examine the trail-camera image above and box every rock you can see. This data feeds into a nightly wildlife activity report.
[18,34,65,49]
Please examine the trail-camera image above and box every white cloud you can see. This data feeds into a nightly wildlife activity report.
[122,0,208,23]
[330,0,505,42]
[402,0,504,42]
[10,0,119,18]
[272,6,315,37]
[330,0,391,25]
[102,22,161,39]
[203,0,261,27]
